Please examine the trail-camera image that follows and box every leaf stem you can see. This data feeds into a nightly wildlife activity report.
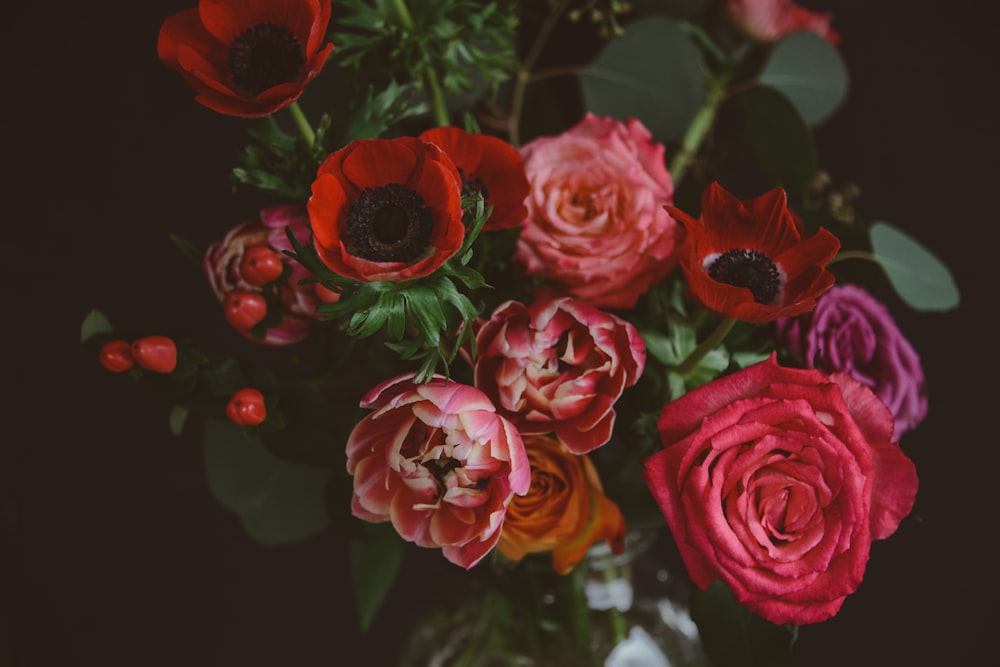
[829,249,880,266]
[675,316,736,376]
[668,72,730,184]
[286,101,315,148]
[389,0,450,127]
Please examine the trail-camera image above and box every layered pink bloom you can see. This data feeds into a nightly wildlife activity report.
[643,354,917,625]
[204,204,323,345]
[346,373,530,569]
[515,113,682,309]
[776,284,927,439]
[726,0,839,45]
[474,297,646,454]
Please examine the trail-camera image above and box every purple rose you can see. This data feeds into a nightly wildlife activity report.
[775,284,927,439]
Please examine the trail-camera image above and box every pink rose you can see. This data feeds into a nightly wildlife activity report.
[346,373,530,569]
[642,354,918,625]
[725,0,839,45]
[515,113,682,309]
[776,284,927,439]
[474,297,646,455]
[204,205,323,345]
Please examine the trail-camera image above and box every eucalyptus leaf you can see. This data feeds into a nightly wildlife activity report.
[168,405,188,436]
[351,521,406,632]
[80,309,113,344]
[579,16,708,143]
[759,31,848,127]
[869,222,960,311]
[691,581,797,667]
[203,419,332,545]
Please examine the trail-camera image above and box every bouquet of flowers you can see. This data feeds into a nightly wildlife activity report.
[80,0,960,664]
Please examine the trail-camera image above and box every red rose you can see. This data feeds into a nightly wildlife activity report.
[308,137,465,283]
[157,0,333,117]
[642,354,918,625]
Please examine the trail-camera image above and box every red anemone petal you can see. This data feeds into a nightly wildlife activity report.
[199,0,322,46]
[341,138,421,191]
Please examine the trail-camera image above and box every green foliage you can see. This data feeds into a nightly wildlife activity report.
[80,308,114,344]
[759,31,849,128]
[691,581,798,667]
[869,221,960,311]
[351,521,406,631]
[232,115,326,198]
[579,16,709,143]
[168,233,204,265]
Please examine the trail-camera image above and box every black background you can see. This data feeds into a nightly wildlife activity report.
[3,1,997,665]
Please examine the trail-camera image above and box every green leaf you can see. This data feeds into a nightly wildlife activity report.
[350,521,405,632]
[869,221,960,311]
[168,233,204,265]
[579,16,708,143]
[80,309,113,344]
[203,419,332,545]
[759,31,849,127]
[168,405,188,436]
[691,581,798,667]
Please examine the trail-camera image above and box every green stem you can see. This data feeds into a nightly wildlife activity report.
[389,0,450,127]
[829,249,881,266]
[566,566,596,665]
[603,566,629,647]
[675,316,737,377]
[286,101,315,148]
[668,73,729,185]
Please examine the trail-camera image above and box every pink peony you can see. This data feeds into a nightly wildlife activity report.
[643,354,918,625]
[346,373,530,569]
[725,0,839,45]
[514,113,682,309]
[776,284,927,439]
[204,204,323,345]
[474,297,646,455]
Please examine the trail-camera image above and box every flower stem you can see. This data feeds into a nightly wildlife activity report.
[603,566,629,647]
[286,101,315,149]
[389,0,450,127]
[675,316,736,377]
[668,72,729,184]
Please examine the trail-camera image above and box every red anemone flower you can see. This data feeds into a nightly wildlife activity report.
[667,182,840,323]
[419,127,530,232]
[308,136,465,283]
[157,0,333,117]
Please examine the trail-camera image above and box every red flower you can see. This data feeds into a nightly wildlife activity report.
[419,127,529,232]
[308,137,465,283]
[157,0,333,117]
[667,182,839,323]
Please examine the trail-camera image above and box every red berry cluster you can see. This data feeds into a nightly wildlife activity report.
[224,244,285,332]
[98,336,178,374]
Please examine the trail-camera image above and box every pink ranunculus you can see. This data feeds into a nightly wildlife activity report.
[514,113,682,310]
[642,353,918,625]
[725,0,840,45]
[346,373,530,569]
[204,204,323,345]
[474,297,646,455]
[776,284,927,439]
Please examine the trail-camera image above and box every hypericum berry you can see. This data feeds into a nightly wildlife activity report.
[226,388,267,426]
[130,336,177,374]
[239,244,285,286]
[224,290,268,331]
[98,339,134,372]
[313,282,342,304]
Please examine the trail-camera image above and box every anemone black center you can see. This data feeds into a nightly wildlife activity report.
[457,167,490,205]
[228,23,305,96]
[345,183,433,263]
[707,248,781,304]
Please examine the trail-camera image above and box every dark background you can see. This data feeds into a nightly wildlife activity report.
[3,1,996,665]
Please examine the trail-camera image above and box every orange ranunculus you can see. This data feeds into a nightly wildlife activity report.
[157,0,333,117]
[498,435,626,574]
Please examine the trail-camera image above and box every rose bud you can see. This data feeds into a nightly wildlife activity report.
[223,290,268,331]
[130,336,177,374]
[238,244,285,286]
[98,340,134,373]
[226,388,267,427]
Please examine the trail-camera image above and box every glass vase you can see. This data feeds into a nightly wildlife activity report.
[398,528,711,667]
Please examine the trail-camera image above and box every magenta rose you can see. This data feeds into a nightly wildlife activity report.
[474,297,646,455]
[346,373,530,569]
[776,284,927,439]
[514,113,682,309]
[204,205,324,345]
[725,0,839,45]
[642,354,918,625]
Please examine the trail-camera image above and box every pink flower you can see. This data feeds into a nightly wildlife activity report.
[725,0,839,45]
[514,113,682,309]
[474,297,646,455]
[346,373,530,569]
[642,354,918,625]
[204,205,323,345]
[776,284,927,439]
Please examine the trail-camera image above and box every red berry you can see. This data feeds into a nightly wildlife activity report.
[314,282,342,304]
[226,388,267,426]
[130,336,177,374]
[98,339,134,372]
[239,245,285,286]
[224,290,268,331]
